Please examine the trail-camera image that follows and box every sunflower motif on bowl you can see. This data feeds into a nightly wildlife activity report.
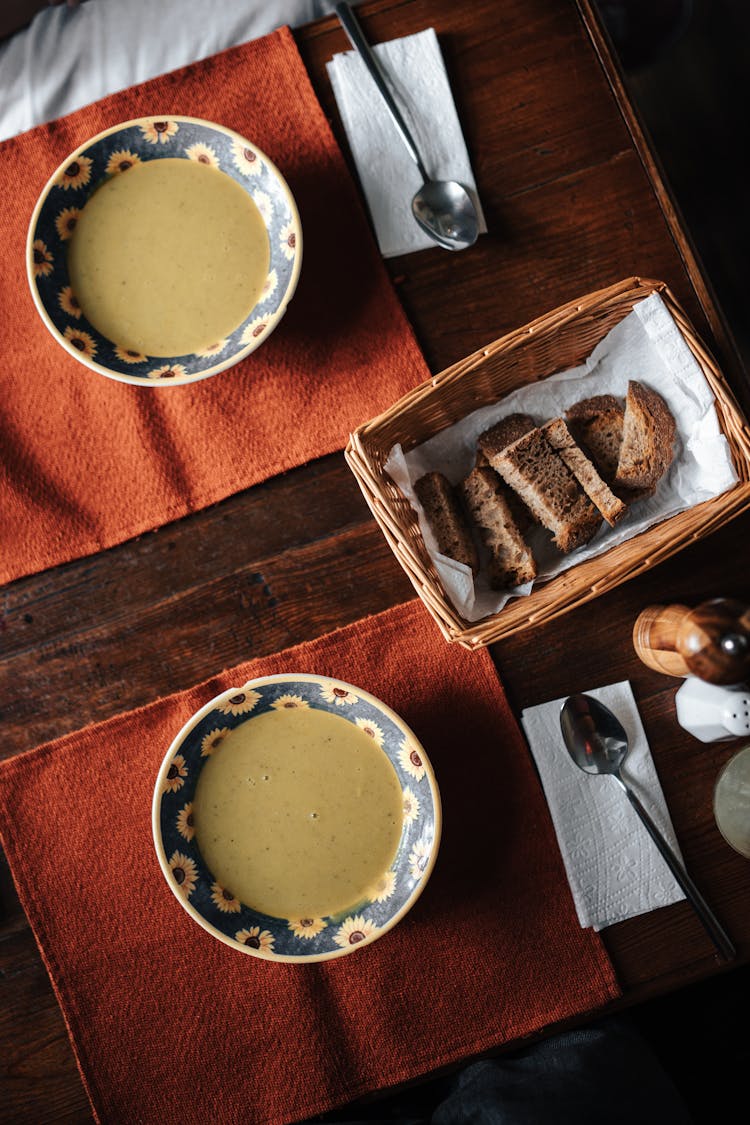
[152,674,442,962]
[27,115,301,386]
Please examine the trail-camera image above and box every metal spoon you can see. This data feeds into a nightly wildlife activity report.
[334,1,479,251]
[560,692,735,963]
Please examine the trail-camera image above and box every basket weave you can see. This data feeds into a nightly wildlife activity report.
[345,277,750,648]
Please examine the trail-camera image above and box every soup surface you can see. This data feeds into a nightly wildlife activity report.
[192,706,404,919]
[67,157,269,356]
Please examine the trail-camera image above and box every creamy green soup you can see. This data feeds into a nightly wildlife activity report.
[193,707,403,919]
[67,157,269,356]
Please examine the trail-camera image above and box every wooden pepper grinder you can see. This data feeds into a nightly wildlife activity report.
[633,598,750,685]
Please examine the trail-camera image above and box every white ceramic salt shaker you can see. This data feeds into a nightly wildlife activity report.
[674,677,750,743]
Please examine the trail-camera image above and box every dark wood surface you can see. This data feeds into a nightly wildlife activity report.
[1,1,749,1121]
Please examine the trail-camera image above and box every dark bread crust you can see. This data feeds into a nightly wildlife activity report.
[459,466,537,588]
[565,394,621,421]
[565,395,624,483]
[414,471,479,575]
[614,381,676,492]
[478,414,536,460]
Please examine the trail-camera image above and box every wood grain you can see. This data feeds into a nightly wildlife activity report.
[492,509,750,990]
[1,1,749,1122]
[298,0,748,407]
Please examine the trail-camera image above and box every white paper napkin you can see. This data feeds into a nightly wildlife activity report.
[521,681,686,931]
[326,27,486,257]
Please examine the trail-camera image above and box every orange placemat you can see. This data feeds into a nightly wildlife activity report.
[0,599,621,1125]
[0,26,429,586]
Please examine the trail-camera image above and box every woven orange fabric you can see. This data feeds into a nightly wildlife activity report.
[0,27,429,585]
[0,599,620,1125]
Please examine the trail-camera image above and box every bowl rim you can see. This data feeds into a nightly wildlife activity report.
[151,672,443,963]
[26,114,303,387]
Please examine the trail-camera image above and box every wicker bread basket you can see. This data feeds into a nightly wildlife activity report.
[345,277,750,648]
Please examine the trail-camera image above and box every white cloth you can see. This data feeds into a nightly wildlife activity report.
[521,681,686,931]
[0,0,341,143]
[327,27,486,256]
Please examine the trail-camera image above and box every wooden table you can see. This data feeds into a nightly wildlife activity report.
[2,1,749,1121]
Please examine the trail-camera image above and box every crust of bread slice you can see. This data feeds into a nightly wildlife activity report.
[459,466,537,589]
[414,471,479,575]
[614,381,676,493]
[564,394,624,483]
[490,428,602,552]
[477,413,536,461]
[542,417,627,527]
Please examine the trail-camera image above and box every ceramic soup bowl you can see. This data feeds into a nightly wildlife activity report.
[152,674,441,962]
[27,115,301,386]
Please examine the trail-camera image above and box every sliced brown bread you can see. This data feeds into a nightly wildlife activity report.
[474,447,538,530]
[614,380,676,493]
[565,394,624,483]
[414,471,479,575]
[490,428,602,552]
[542,417,627,527]
[477,413,536,461]
[459,466,537,589]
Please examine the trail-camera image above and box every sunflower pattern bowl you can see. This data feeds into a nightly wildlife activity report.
[152,674,441,962]
[27,116,301,386]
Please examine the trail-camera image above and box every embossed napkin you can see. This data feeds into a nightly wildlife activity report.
[521,680,686,931]
[327,27,486,256]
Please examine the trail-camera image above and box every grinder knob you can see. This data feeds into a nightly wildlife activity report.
[633,598,750,684]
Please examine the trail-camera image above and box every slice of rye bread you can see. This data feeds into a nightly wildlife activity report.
[491,428,602,552]
[476,413,539,527]
[459,466,537,589]
[614,380,677,493]
[542,417,627,527]
[564,394,624,483]
[414,471,479,575]
[474,447,537,529]
[477,413,536,461]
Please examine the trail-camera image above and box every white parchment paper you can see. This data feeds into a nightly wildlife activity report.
[385,293,738,622]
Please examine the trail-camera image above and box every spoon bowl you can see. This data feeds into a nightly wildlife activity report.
[559,692,630,775]
[411,179,479,251]
[560,692,735,962]
[336,1,479,252]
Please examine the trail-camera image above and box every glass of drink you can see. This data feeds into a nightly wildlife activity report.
[713,745,750,858]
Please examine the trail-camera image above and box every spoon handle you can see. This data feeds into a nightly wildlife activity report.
[334,2,428,180]
[615,775,736,962]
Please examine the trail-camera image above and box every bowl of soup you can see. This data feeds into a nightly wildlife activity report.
[27,116,301,385]
[152,674,441,962]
